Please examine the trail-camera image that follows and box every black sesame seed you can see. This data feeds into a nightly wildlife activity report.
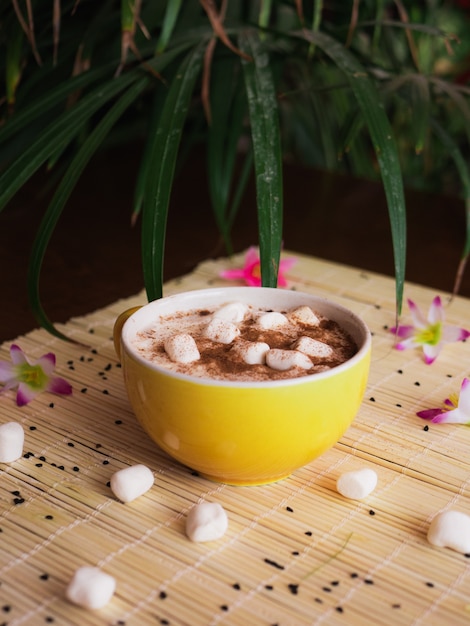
[335,606,344,613]
[117,621,126,625]
[39,456,46,461]
[314,598,323,604]
[80,388,87,393]
[72,466,79,472]
[29,425,37,430]
[106,481,111,487]
[264,558,285,570]
[159,591,167,600]
[286,506,294,513]
[288,584,299,595]
[392,604,401,609]
[414,381,421,386]
[40,573,49,580]
[89,329,95,334]
[465,553,470,558]
[14,497,25,505]
[292,551,299,556]
[45,515,54,520]
[45,616,54,622]
[305,531,313,536]
[102,389,109,395]
[11,490,20,496]
[331,581,339,586]
[67,442,74,447]
[397,369,403,374]
[91,349,98,354]
[115,420,122,425]
[160,620,169,626]
[233,583,241,590]
[322,587,331,593]
[3,605,11,612]
[350,573,359,579]
[425,582,435,588]
[364,579,374,585]
[103,460,109,465]
[24,452,34,458]
[423,425,429,431]
[369,510,376,516]
[369,397,375,402]
[35,463,43,468]
[104,364,112,371]
[265,585,273,590]
[58,466,65,470]
[49,403,54,408]
[95,443,102,448]
[220,605,229,611]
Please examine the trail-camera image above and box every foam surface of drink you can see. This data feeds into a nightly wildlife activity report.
[133,302,357,382]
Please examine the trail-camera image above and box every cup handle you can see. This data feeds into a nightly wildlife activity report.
[113,306,142,360]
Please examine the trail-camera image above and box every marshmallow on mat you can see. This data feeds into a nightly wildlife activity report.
[266,349,312,371]
[66,566,116,609]
[0,422,24,463]
[110,464,154,503]
[257,312,289,330]
[213,302,248,323]
[289,306,321,326]
[294,336,333,359]
[186,502,228,542]
[204,318,240,344]
[336,468,378,500]
[427,510,470,554]
[164,334,200,364]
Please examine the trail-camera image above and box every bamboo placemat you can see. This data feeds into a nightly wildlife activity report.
[1,251,469,626]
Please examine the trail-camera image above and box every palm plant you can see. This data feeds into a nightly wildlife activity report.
[0,1,469,340]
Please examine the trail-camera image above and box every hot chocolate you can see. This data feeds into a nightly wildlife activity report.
[133,301,358,382]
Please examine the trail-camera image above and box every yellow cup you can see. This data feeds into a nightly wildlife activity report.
[114,287,371,486]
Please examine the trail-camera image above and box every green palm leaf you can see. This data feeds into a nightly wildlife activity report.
[239,31,283,289]
[141,42,205,302]
[27,76,150,340]
[298,29,407,314]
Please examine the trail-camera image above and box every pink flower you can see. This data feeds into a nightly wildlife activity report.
[390,296,470,364]
[0,344,72,406]
[220,247,297,287]
[417,378,470,424]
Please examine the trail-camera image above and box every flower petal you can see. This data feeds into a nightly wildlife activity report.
[430,408,470,424]
[395,337,419,351]
[456,378,470,413]
[407,299,427,328]
[428,296,444,325]
[16,382,39,406]
[47,376,73,396]
[0,361,15,383]
[422,343,441,365]
[244,246,259,266]
[36,352,56,376]
[219,269,245,281]
[441,325,470,344]
[390,324,415,339]
[10,344,28,366]
[417,408,445,421]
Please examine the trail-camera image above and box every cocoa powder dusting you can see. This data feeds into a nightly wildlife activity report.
[134,304,358,382]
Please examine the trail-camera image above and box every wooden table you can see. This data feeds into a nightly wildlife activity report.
[1,251,469,625]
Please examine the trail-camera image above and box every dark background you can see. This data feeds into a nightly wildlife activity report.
[1,145,468,343]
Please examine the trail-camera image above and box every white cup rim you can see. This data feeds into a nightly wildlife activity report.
[121,287,372,388]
